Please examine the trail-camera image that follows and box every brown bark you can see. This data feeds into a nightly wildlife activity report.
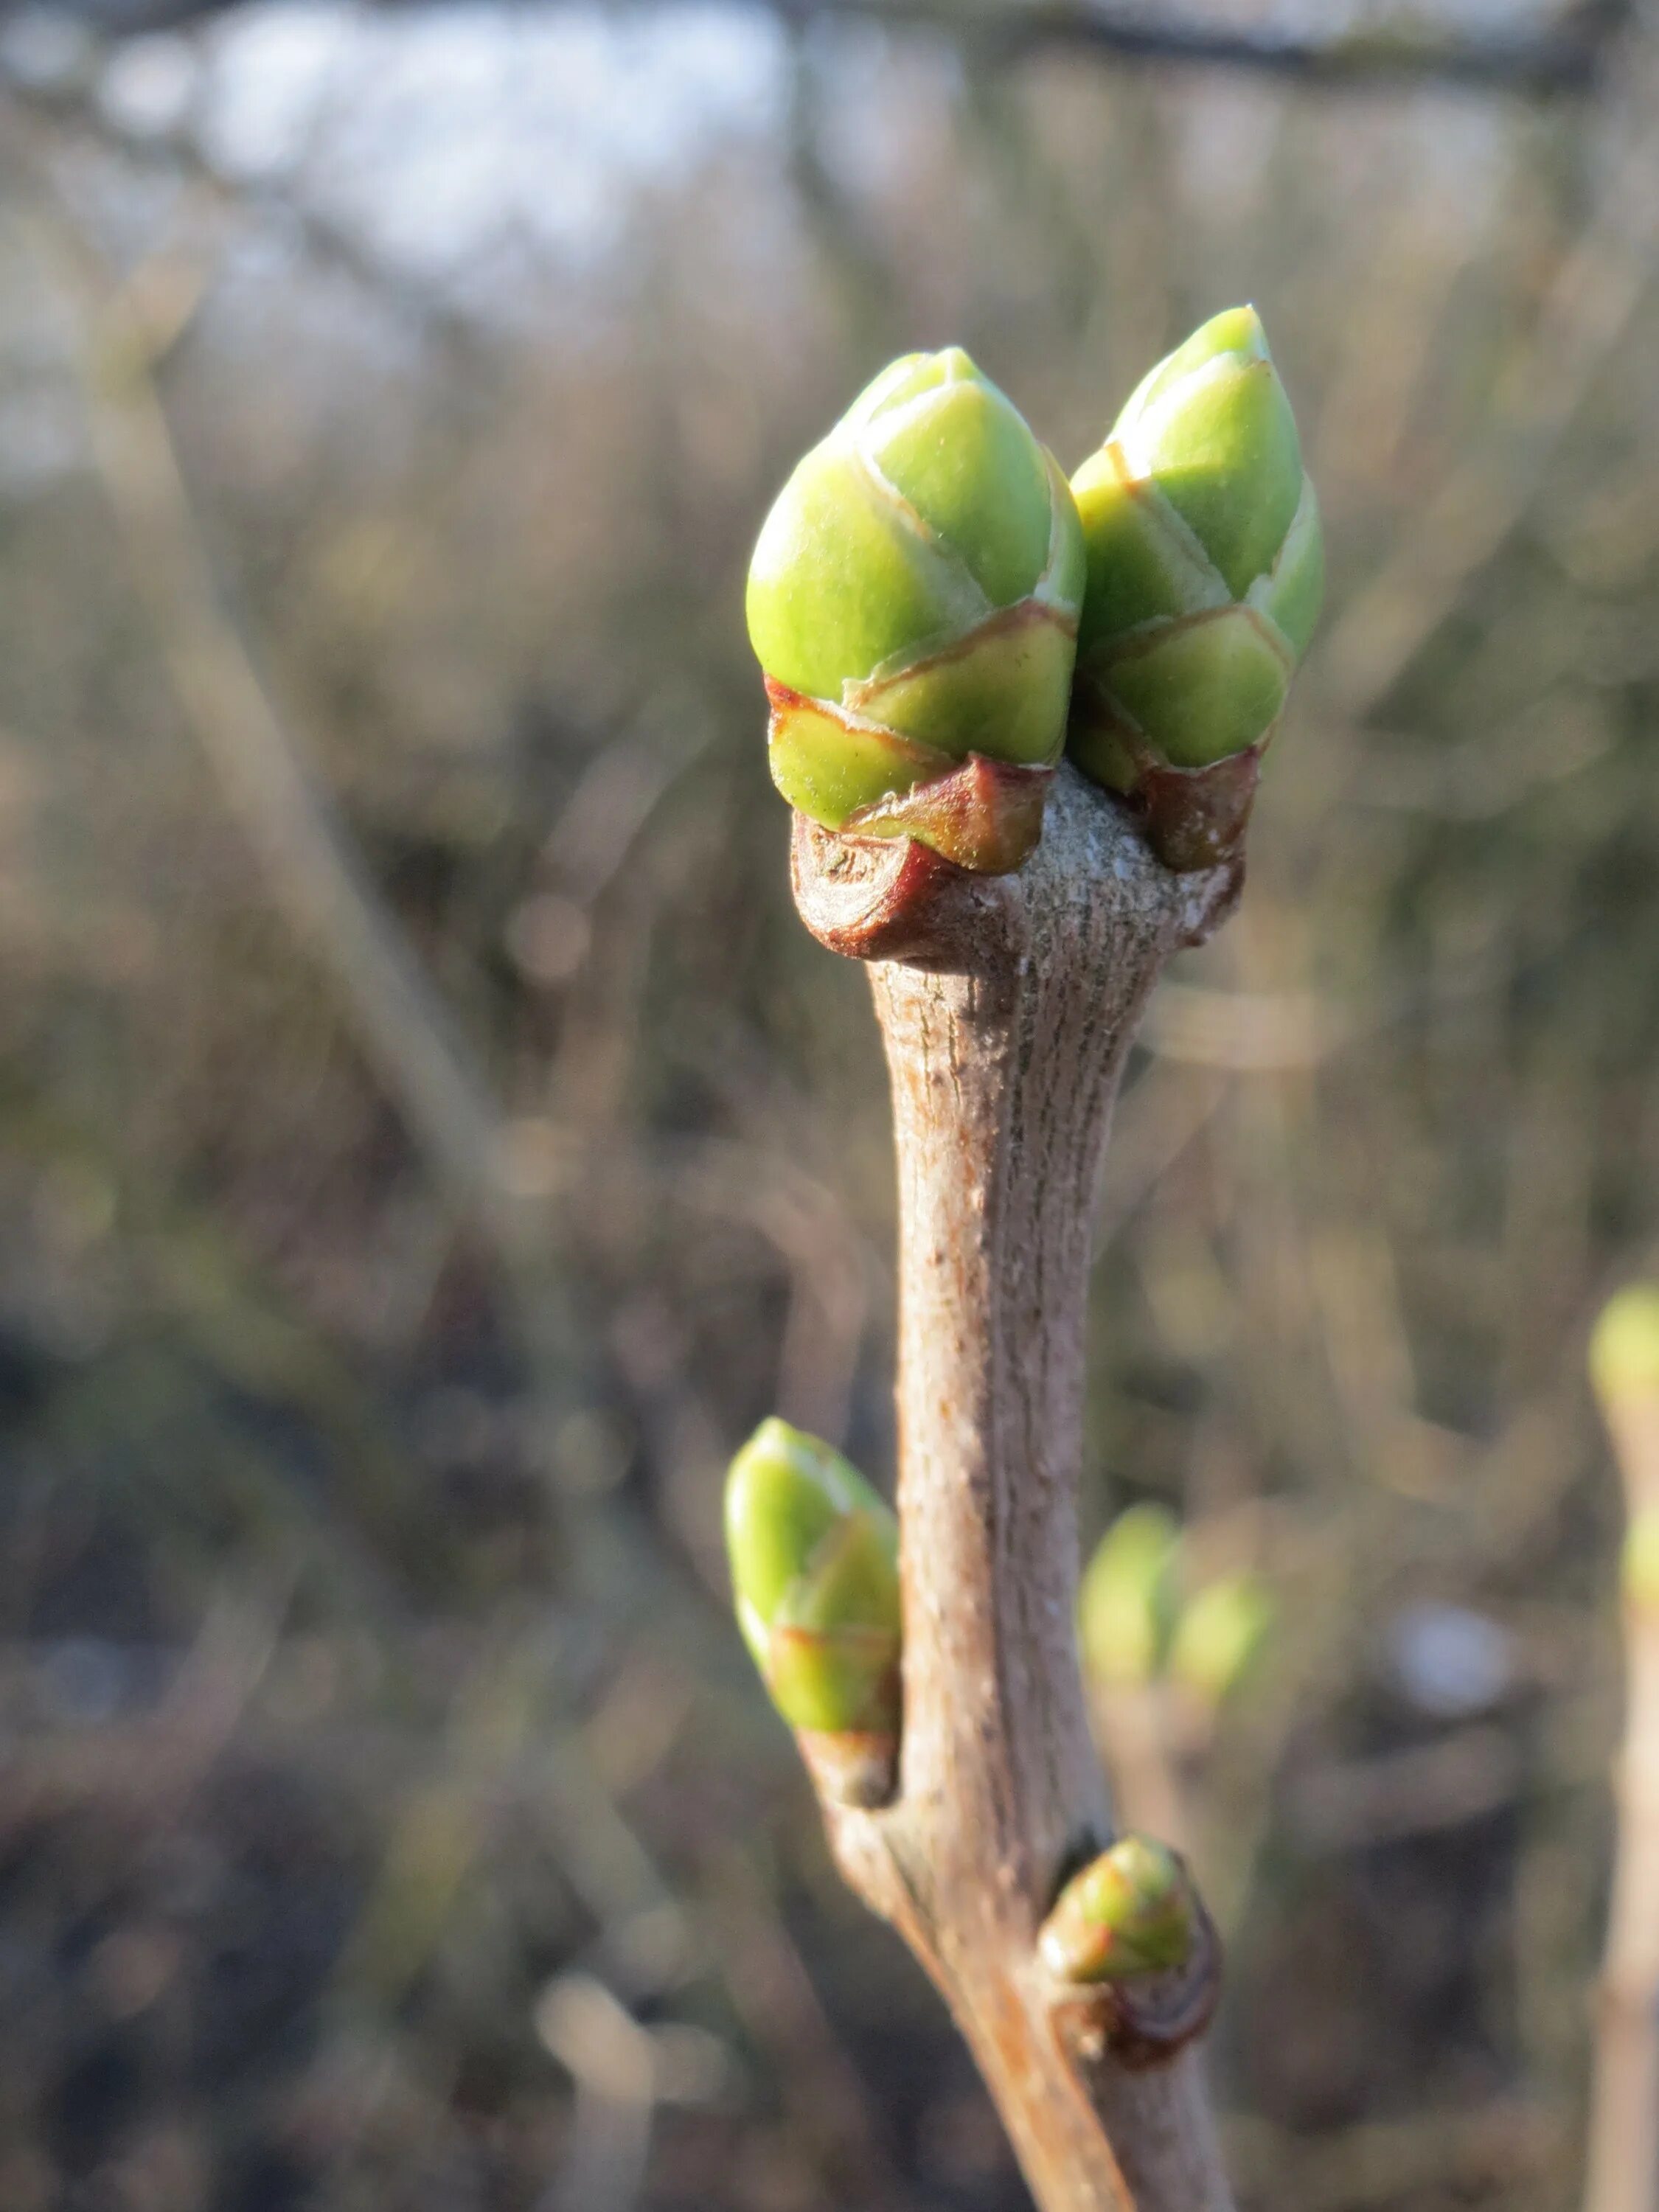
[790,765,1239,2212]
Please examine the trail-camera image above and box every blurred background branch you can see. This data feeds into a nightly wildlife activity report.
[0,2,1655,2208]
[0,0,1638,91]
[6,144,529,1251]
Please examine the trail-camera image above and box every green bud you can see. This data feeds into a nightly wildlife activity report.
[725,1418,901,1803]
[1068,306,1322,871]
[747,349,1085,873]
[1079,1505,1180,1689]
[1624,1507,1659,1618]
[1589,1284,1659,1411]
[1039,1835,1196,1984]
[1168,1574,1275,1708]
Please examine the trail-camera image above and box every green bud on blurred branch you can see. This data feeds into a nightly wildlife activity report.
[1039,1835,1196,1984]
[1590,1284,1659,1512]
[1079,1504,1179,1689]
[725,1417,901,1806]
[1167,1573,1276,1709]
[1590,1284,1659,1411]
[747,349,1085,874]
[1068,306,1322,871]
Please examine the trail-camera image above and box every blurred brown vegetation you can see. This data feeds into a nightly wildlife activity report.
[0,4,1657,2207]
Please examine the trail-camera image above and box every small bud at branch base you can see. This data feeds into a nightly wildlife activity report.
[1040,1835,1197,1986]
[724,1419,902,1804]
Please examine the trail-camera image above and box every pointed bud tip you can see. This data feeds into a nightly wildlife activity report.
[724,1419,900,1744]
[852,343,990,422]
[725,1418,887,1626]
[1068,303,1315,838]
[1106,1833,1184,1899]
[1194,303,1270,364]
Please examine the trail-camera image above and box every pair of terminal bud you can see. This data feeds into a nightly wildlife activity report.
[725,1419,1204,1998]
[746,308,1322,875]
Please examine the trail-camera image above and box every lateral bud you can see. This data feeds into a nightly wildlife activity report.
[1040,1834,1196,1985]
[1041,1837,1222,2070]
[724,1418,901,1808]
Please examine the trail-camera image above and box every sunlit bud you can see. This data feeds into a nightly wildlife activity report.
[724,1418,900,1805]
[1039,1835,1197,1984]
[1069,306,1322,870]
[747,349,1085,873]
[1589,1284,1659,1411]
[1079,1504,1179,1690]
[1168,1574,1276,1708]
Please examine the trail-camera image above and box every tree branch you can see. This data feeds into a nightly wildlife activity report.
[788,765,1238,2212]
[8,0,1632,96]
[664,0,1627,94]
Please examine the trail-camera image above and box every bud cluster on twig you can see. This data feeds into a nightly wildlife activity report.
[745,306,1321,878]
[720,309,1317,2200]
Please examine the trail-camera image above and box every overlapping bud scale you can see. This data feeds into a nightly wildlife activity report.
[1040,1835,1197,1986]
[1068,306,1323,870]
[747,349,1085,874]
[724,1418,901,1806]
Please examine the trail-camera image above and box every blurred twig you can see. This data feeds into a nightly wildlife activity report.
[4,126,546,1266]
[0,1576,291,1837]
[535,1973,658,2212]
[1322,26,1659,721]
[0,69,495,370]
[700,1842,921,2212]
[31,0,1634,94]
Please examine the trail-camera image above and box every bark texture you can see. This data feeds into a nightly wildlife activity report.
[791,764,1239,2212]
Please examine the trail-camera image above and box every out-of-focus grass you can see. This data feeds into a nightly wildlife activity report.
[0,16,1655,2208]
